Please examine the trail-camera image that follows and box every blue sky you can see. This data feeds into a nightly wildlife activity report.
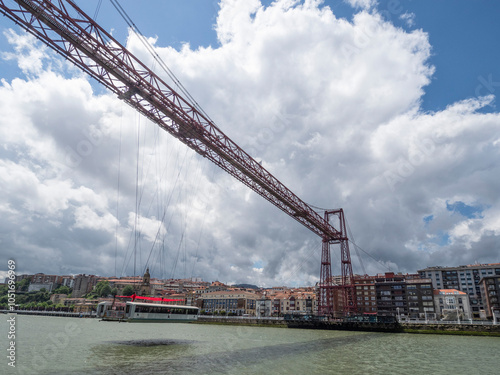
[2,0,499,114]
[0,0,499,285]
[79,0,500,114]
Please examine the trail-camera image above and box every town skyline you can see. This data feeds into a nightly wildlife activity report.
[4,261,499,321]
[1,0,499,287]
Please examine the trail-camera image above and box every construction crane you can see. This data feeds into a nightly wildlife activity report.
[0,0,356,317]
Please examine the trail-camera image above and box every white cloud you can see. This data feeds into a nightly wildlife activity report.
[73,205,118,233]
[127,212,167,244]
[0,1,499,284]
[1,29,49,75]
[449,208,500,249]
[399,12,416,27]
[345,0,377,10]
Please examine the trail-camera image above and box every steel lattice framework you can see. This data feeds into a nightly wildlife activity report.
[317,210,355,317]
[0,0,357,316]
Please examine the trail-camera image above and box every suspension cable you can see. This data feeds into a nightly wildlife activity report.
[108,0,214,124]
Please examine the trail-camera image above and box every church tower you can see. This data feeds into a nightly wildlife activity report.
[139,268,151,296]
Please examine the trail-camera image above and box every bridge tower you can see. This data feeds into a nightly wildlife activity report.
[0,0,358,318]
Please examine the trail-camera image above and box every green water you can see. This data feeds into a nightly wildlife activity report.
[1,314,499,374]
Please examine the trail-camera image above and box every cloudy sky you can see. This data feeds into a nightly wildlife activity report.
[0,0,499,287]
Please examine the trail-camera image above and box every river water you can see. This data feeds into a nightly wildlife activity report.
[1,315,499,375]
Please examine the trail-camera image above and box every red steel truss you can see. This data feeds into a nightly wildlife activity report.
[318,210,357,316]
[0,0,357,316]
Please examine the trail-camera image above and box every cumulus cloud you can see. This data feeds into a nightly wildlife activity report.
[1,29,49,75]
[399,12,416,27]
[0,1,499,286]
[345,0,377,10]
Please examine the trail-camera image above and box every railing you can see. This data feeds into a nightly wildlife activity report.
[400,319,497,325]
[1,309,96,317]
[198,315,284,321]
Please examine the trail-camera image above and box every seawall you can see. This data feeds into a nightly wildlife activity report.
[400,322,500,336]
[196,316,500,336]
[196,316,287,327]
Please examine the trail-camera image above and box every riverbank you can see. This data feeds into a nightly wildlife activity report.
[1,309,95,318]
[196,316,500,336]
[400,322,500,337]
[196,316,287,328]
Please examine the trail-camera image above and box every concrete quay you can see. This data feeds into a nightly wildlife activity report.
[196,316,500,336]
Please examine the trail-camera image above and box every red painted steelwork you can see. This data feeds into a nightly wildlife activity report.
[319,209,357,316]
[117,294,184,302]
[0,0,356,317]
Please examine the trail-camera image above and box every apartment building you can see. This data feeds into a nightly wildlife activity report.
[28,273,62,292]
[200,290,259,315]
[370,273,435,320]
[479,275,500,320]
[353,275,377,314]
[418,263,500,318]
[72,274,98,298]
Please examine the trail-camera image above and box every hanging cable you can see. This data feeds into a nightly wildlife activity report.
[133,113,142,278]
[93,0,103,20]
[307,203,333,212]
[346,234,392,272]
[345,218,367,275]
[114,102,124,277]
[108,0,214,124]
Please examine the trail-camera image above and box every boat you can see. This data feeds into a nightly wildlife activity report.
[96,301,127,321]
[97,295,199,322]
[124,301,199,322]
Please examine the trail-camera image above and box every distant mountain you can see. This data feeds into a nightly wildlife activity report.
[231,283,259,290]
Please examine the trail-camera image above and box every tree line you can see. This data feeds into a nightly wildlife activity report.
[0,279,135,311]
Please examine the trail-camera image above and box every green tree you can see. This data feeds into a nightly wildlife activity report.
[93,280,113,297]
[54,285,71,295]
[110,288,118,297]
[122,285,134,296]
[17,278,30,292]
[100,284,112,297]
